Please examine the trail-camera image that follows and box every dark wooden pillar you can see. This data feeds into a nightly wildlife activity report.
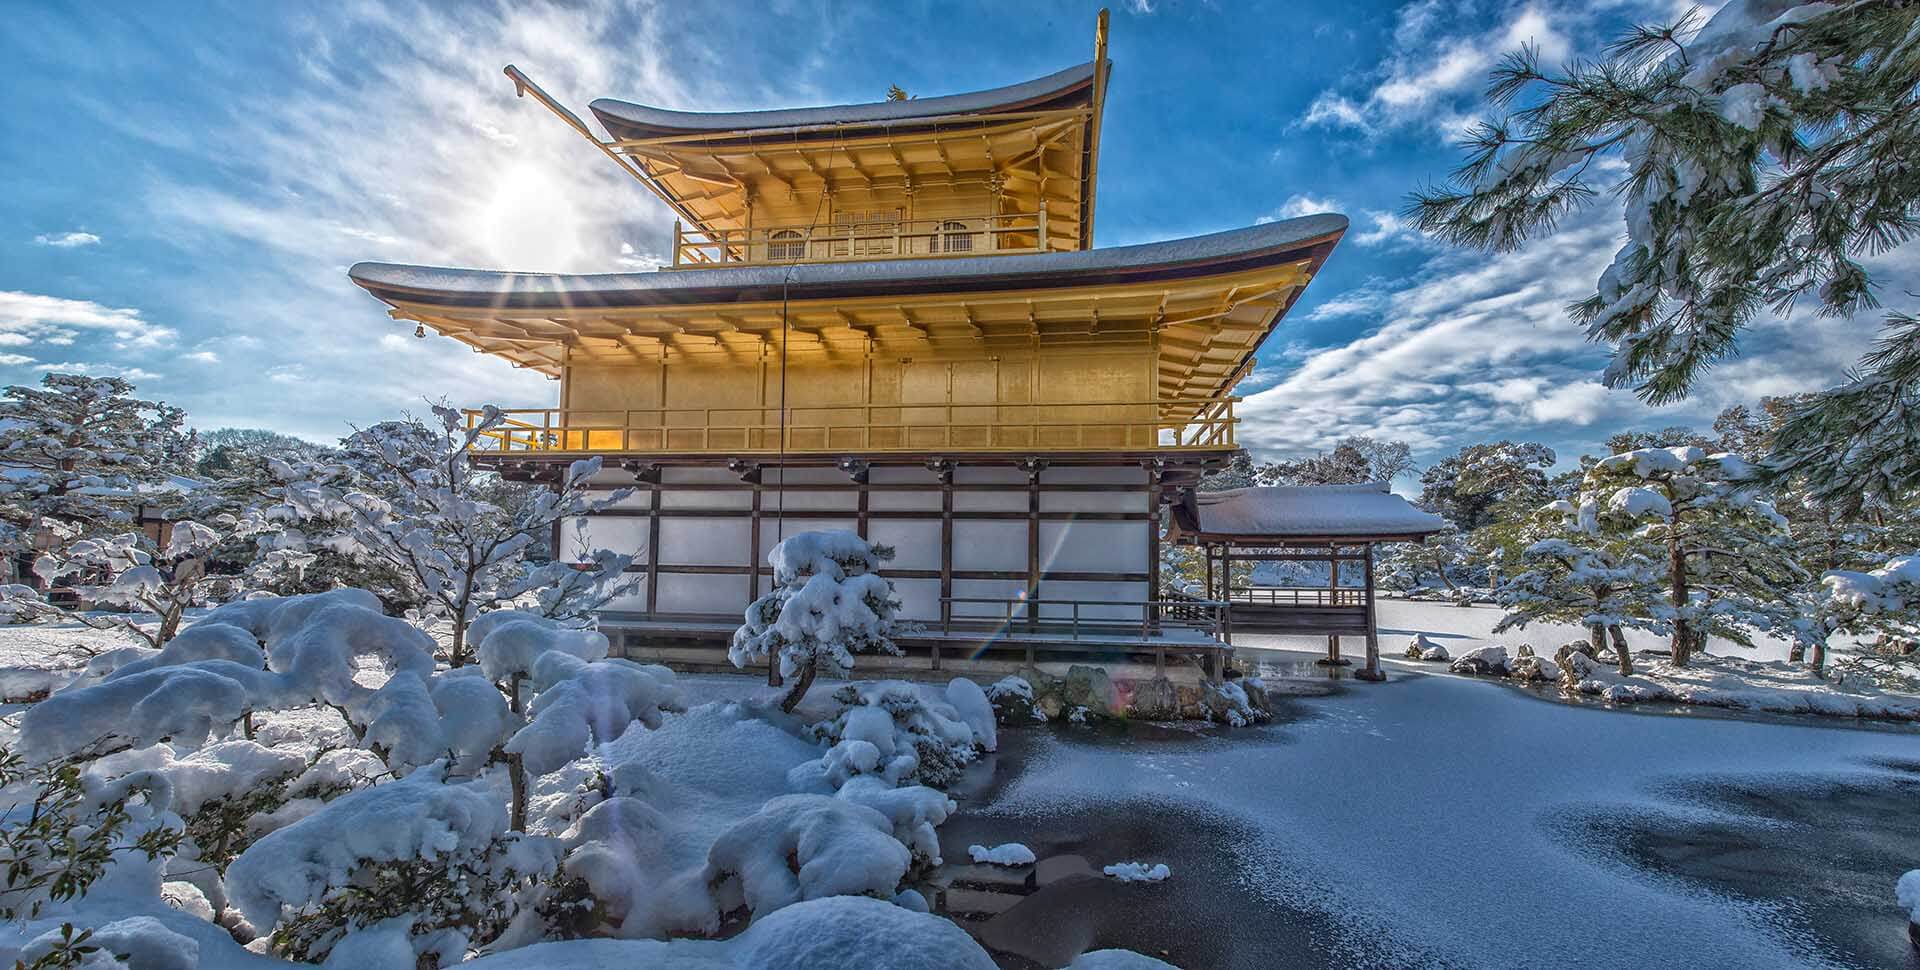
[644,484,661,617]
[1357,542,1385,681]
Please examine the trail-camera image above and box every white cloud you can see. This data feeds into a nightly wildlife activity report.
[32,362,161,381]
[182,350,221,364]
[1240,196,1898,462]
[1273,194,1344,221]
[33,231,102,248]
[0,291,176,349]
[1299,2,1577,137]
[0,354,34,367]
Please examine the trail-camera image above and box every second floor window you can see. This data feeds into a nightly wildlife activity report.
[767,229,806,261]
[937,220,973,254]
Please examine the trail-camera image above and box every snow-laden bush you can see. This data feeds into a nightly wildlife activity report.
[227,764,558,964]
[731,531,902,711]
[0,751,182,922]
[704,794,911,923]
[985,675,1040,722]
[802,681,984,790]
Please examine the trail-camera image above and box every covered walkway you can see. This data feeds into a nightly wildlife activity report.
[1168,482,1445,679]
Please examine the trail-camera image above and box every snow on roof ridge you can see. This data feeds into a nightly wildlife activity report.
[347,214,1348,301]
[1190,482,1445,538]
[588,61,1098,136]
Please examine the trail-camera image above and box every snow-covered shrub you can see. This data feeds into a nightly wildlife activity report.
[262,406,638,667]
[0,750,182,921]
[805,682,983,789]
[730,531,902,711]
[227,764,558,964]
[985,675,1040,723]
[704,794,910,923]
[13,915,200,970]
[1824,554,1920,683]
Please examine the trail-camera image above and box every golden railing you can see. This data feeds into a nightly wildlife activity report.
[670,210,1047,268]
[464,396,1237,454]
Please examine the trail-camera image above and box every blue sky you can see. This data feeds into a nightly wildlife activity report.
[0,0,1893,472]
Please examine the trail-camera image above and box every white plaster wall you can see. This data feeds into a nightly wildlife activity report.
[598,586,649,613]
[867,519,942,570]
[868,466,939,486]
[890,577,941,620]
[660,517,751,565]
[657,573,753,615]
[662,467,745,486]
[953,491,1029,513]
[760,489,858,512]
[952,520,1027,571]
[1036,580,1151,620]
[1038,521,1147,573]
[951,578,1029,618]
[660,490,753,511]
[1038,491,1148,513]
[953,466,1028,486]
[867,491,943,512]
[563,516,651,564]
[1041,466,1144,485]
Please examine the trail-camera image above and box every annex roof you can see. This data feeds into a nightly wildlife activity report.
[1172,482,1447,544]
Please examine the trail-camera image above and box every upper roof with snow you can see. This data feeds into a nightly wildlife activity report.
[589,61,1100,142]
[1173,482,1447,543]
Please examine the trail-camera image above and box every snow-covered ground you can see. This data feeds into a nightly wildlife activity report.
[966,671,1920,969]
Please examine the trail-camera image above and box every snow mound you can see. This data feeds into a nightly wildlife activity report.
[1067,951,1185,969]
[969,842,1037,866]
[1103,861,1171,883]
[461,896,997,970]
[1449,644,1510,676]
[1898,869,1920,923]
[224,764,517,931]
[705,794,911,922]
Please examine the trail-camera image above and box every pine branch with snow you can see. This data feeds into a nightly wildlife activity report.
[1411,2,1920,502]
[730,531,903,712]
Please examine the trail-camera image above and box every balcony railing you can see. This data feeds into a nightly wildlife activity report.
[464,396,1237,454]
[670,210,1047,269]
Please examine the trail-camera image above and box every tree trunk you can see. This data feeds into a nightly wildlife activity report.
[1668,535,1691,667]
[1809,640,1826,675]
[449,614,469,668]
[1788,642,1805,663]
[779,662,817,714]
[1588,623,1607,657]
[504,750,527,832]
[1608,625,1632,676]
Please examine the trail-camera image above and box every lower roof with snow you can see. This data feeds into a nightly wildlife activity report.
[1172,482,1447,543]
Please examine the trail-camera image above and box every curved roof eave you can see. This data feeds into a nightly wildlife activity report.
[589,61,1098,141]
[348,213,1349,311]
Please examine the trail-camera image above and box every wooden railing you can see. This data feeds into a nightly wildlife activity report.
[1228,586,1367,608]
[464,396,1238,454]
[671,210,1047,268]
[939,596,1232,646]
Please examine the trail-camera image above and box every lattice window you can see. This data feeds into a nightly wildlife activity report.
[938,220,973,254]
[767,229,806,261]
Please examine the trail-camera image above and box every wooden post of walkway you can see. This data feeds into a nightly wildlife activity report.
[1356,542,1385,681]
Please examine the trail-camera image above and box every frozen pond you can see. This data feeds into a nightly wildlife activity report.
[943,670,1920,969]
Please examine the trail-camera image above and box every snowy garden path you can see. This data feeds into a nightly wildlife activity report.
[964,672,1920,968]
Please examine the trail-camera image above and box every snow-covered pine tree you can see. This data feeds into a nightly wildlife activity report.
[1584,446,1804,665]
[1493,499,1662,674]
[1821,553,1920,682]
[731,530,902,712]
[0,374,188,551]
[266,406,636,666]
[1,517,260,647]
[1410,1,1920,505]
